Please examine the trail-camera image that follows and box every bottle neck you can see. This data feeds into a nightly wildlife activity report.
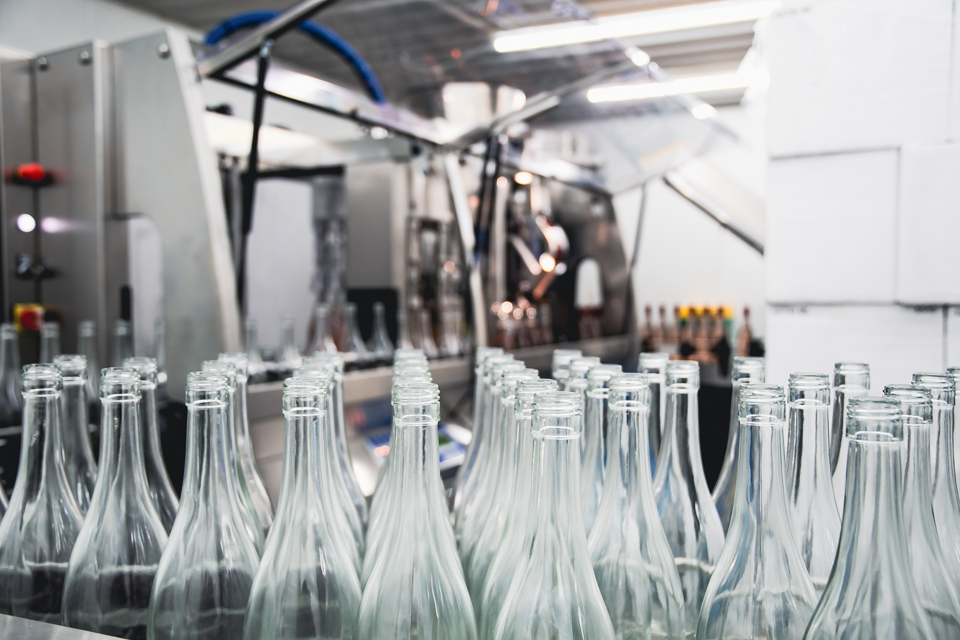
[904,423,934,517]
[139,381,165,467]
[233,376,252,449]
[14,391,69,506]
[933,401,957,499]
[662,384,704,482]
[497,394,518,483]
[533,428,584,543]
[60,378,95,464]
[607,401,654,514]
[729,417,794,540]
[182,399,236,514]
[393,405,442,528]
[277,408,324,519]
[787,398,833,504]
[94,394,150,512]
[0,335,21,409]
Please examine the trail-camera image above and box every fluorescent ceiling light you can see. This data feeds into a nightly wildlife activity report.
[587,72,751,103]
[493,0,778,53]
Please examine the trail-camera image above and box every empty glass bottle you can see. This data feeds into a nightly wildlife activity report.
[698,384,818,640]
[588,373,685,639]
[638,352,669,475]
[53,355,98,515]
[39,321,61,364]
[153,319,168,400]
[277,315,302,375]
[653,361,724,633]
[785,373,840,596]
[0,323,22,428]
[310,304,339,355]
[830,363,870,510]
[551,348,583,391]
[219,353,274,535]
[582,363,622,534]
[467,367,539,608]
[242,380,361,640]
[367,301,394,363]
[125,357,179,533]
[113,320,134,367]
[478,379,558,637]
[62,368,168,639]
[244,318,268,384]
[397,309,415,350]
[358,382,477,640]
[148,374,260,640]
[712,356,764,534]
[912,373,960,603]
[342,302,373,367]
[453,347,503,512]
[804,397,935,640]
[439,306,462,358]
[77,320,100,402]
[884,384,960,638]
[491,390,615,640]
[0,364,83,623]
[201,362,267,553]
[419,309,439,360]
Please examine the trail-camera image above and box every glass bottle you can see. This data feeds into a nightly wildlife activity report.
[277,315,302,375]
[367,301,394,363]
[358,382,477,640]
[587,373,685,639]
[453,347,503,512]
[785,373,840,596]
[113,319,134,367]
[0,364,83,623]
[712,356,765,533]
[884,384,960,637]
[551,348,582,391]
[304,353,368,528]
[53,355,98,514]
[804,397,935,639]
[342,302,372,367]
[582,363,622,534]
[78,320,100,406]
[912,373,960,603]
[397,309,415,350]
[478,379,557,637]
[653,360,725,633]
[62,368,168,639]
[219,353,274,535]
[830,362,870,511]
[697,384,818,639]
[0,323,22,427]
[201,362,267,553]
[242,380,361,640]
[39,321,61,364]
[148,373,260,640]
[419,309,439,360]
[311,304,339,355]
[439,306,461,358]
[455,359,524,566]
[244,318,267,384]
[153,318,168,398]
[466,367,539,606]
[125,357,179,533]
[491,391,615,640]
[638,352,669,475]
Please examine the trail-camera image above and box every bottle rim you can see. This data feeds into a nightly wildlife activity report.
[587,364,622,381]
[912,372,954,390]
[533,390,582,416]
[100,367,141,399]
[516,379,557,402]
[502,369,539,397]
[568,356,601,378]
[609,372,651,392]
[23,363,62,394]
[788,372,829,389]
[846,397,903,440]
[834,362,869,373]
[393,381,440,404]
[124,356,159,384]
[54,354,88,379]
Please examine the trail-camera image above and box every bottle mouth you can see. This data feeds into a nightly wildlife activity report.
[551,349,583,376]
[202,360,237,386]
[883,385,932,423]
[846,397,903,440]
[1,323,18,338]
[101,367,141,400]
[53,354,87,379]
[290,372,333,393]
[568,357,601,379]
[732,356,764,379]
[789,372,829,390]
[666,361,699,388]
[739,383,786,421]
[502,369,539,398]
[22,363,62,394]
[393,381,440,405]
[912,372,954,390]
[533,390,582,420]
[638,352,670,370]
[124,356,159,384]
[219,352,249,376]
[283,381,324,413]
[587,364,622,384]
[834,363,870,388]
[516,379,557,404]
[186,373,227,404]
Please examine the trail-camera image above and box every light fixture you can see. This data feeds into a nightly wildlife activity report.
[539,253,557,273]
[514,171,533,185]
[626,47,651,67]
[493,0,779,53]
[369,126,389,139]
[16,213,36,233]
[587,72,751,103]
[692,103,719,119]
[497,176,509,188]
[500,300,514,314]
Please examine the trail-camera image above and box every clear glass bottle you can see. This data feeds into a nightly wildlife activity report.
[588,373,685,639]
[113,319,134,367]
[712,356,765,534]
[342,302,372,367]
[466,367,539,607]
[125,357,179,533]
[830,363,870,511]
[491,391,615,640]
[244,318,268,384]
[653,360,725,633]
[153,318,167,398]
[358,382,477,640]
[698,384,818,640]
[53,355,98,514]
[478,379,557,637]
[439,306,462,359]
[201,362,267,553]
[582,363,622,534]
[0,364,83,623]
[310,304,339,355]
[786,373,840,596]
[455,359,524,566]
[551,349,582,391]
[39,321,61,364]
[62,368,168,639]
[638,352,669,475]
[419,309,439,360]
[804,397,935,639]
[304,352,368,528]
[277,315,302,375]
[884,384,960,637]
[367,301,394,363]
[915,372,960,602]
[0,323,22,427]
[453,347,503,513]
[242,380,361,640]
[77,320,100,405]
[397,309,415,350]
[219,353,274,535]
[148,373,260,640]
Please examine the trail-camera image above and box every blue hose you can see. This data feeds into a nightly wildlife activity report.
[205,10,387,104]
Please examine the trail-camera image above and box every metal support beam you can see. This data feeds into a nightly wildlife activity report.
[663,171,764,255]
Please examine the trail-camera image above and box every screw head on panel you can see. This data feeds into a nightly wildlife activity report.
[37,56,48,71]
[79,50,91,65]
[157,43,170,59]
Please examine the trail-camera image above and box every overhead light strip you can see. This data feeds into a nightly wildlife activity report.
[493,0,779,53]
[587,72,751,103]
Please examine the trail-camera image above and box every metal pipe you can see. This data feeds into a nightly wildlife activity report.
[662,172,764,255]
